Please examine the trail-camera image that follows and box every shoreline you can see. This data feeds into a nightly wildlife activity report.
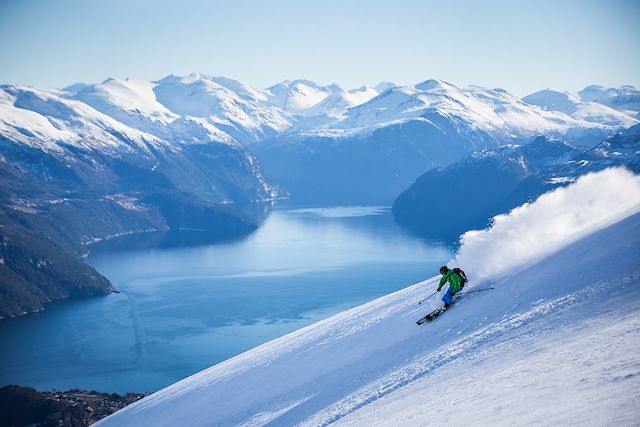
[0,385,149,426]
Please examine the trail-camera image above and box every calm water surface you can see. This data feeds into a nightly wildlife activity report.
[0,206,451,393]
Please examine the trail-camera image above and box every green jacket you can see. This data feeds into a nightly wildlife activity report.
[438,270,465,294]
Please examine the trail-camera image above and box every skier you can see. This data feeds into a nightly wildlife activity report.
[437,266,468,309]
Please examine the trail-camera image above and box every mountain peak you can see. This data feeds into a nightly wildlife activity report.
[185,72,213,81]
[374,81,395,92]
[415,79,456,91]
[327,83,342,93]
[62,82,89,93]
[154,73,218,85]
[273,79,320,89]
[523,89,580,107]
[581,84,607,91]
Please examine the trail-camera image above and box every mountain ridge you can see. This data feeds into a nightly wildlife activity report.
[392,126,640,240]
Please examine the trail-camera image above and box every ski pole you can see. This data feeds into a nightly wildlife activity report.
[458,285,494,295]
[418,290,438,305]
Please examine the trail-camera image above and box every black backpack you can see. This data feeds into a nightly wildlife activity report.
[452,267,468,286]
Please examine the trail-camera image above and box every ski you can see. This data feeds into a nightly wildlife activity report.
[416,296,462,325]
[416,307,446,325]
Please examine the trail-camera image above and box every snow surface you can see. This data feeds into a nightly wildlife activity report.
[0,84,167,155]
[67,77,238,146]
[152,74,293,144]
[335,288,640,426]
[96,167,640,426]
[73,77,176,123]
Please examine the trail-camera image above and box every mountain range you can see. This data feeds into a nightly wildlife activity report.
[253,78,638,203]
[1,74,638,317]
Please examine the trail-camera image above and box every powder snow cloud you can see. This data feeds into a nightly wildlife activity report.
[452,167,640,283]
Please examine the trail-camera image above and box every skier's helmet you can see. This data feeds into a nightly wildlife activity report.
[439,266,449,275]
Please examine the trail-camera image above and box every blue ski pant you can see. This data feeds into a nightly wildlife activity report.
[442,286,455,305]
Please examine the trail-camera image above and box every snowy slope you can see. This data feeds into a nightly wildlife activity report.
[96,168,640,426]
[152,74,294,145]
[336,287,639,426]
[71,78,177,124]
[66,77,240,146]
[0,84,168,155]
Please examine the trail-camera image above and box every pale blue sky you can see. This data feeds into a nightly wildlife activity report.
[1,0,638,95]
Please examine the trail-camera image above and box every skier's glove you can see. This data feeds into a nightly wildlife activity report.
[436,287,442,292]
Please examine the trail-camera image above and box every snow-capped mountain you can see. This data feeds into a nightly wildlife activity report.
[0,84,169,155]
[64,76,388,146]
[264,80,389,118]
[95,168,640,426]
[151,73,294,145]
[252,79,638,204]
[304,85,381,118]
[3,75,638,219]
[265,80,342,116]
[523,88,638,127]
[578,84,640,118]
[66,77,236,146]
[10,75,636,156]
[373,81,396,93]
[8,76,635,155]
[0,81,279,203]
[65,73,297,147]
[286,79,638,140]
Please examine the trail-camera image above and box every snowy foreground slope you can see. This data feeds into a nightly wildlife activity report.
[97,169,640,426]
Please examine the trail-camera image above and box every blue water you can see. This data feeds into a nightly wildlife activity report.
[0,206,451,393]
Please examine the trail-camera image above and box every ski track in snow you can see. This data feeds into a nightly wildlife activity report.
[238,395,317,427]
[334,299,640,426]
